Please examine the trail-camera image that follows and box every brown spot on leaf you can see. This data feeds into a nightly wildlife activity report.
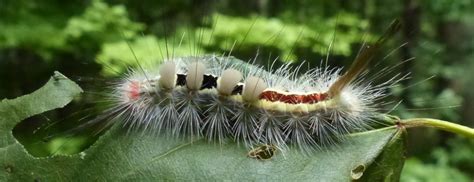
[351,164,366,180]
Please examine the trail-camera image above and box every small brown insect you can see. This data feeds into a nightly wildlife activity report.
[247,144,277,160]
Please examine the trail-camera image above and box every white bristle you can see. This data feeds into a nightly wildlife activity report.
[217,69,242,95]
[158,61,177,90]
[242,76,267,102]
[186,62,206,90]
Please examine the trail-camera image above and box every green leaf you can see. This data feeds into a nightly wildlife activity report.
[0,72,83,148]
[1,72,405,181]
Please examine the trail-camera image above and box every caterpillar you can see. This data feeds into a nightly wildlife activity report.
[68,19,403,154]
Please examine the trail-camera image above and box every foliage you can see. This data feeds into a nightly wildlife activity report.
[199,13,371,62]
[401,158,470,182]
[0,5,68,60]
[64,0,144,41]
[422,0,474,22]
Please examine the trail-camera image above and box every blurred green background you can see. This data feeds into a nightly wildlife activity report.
[1,0,473,181]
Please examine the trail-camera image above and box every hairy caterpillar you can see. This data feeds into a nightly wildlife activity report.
[71,19,404,154]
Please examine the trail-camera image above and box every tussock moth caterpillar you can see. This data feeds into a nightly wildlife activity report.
[68,19,404,153]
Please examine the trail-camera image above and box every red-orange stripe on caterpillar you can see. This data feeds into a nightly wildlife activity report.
[259,90,329,104]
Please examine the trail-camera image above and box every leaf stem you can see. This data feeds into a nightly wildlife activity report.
[400,118,474,138]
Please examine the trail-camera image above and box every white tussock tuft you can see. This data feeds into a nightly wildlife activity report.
[242,76,267,102]
[158,61,177,90]
[217,69,242,95]
[186,61,205,90]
